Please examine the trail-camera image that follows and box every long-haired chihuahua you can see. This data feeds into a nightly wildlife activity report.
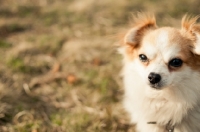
[120,13,200,132]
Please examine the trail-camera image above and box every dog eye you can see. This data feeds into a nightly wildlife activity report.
[169,58,183,67]
[139,54,148,62]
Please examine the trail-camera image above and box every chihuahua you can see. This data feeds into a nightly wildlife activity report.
[120,13,200,132]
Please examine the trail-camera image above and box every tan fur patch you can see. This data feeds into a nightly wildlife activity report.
[124,13,157,60]
[181,15,198,42]
[129,13,157,46]
[181,15,200,70]
[131,13,157,28]
[181,15,199,32]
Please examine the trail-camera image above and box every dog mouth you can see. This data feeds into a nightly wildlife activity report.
[149,83,162,90]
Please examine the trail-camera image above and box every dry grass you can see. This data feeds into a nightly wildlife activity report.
[0,0,199,131]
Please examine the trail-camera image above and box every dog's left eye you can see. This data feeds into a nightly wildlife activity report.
[139,54,148,62]
[169,58,183,67]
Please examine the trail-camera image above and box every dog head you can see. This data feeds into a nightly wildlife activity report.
[121,14,200,91]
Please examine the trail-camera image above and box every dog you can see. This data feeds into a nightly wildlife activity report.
[119,13,200,132]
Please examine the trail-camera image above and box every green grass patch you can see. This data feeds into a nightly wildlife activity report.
[0,23,28,37]
[7,57,32,73]
[5,24,26,33]
[14,121,41,132]
[0,8,14,17]
[41,11,59,26]
[0,39,11,48]
[7,57,25,71]
[100,78,109,95]
[7,56,50,74]
[64,112,96,132]
[50,114,63,126]
[17,6,40,17]
[39,36,65,55]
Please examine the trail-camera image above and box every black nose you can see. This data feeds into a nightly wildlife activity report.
[148,72,161,84]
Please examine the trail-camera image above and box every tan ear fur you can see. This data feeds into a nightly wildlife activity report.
[181,15,200,54]
[124,13,157,47]
[181,15,199,32]
[193,25,200,54]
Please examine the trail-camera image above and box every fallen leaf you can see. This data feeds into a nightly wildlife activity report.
[67,74,77,84]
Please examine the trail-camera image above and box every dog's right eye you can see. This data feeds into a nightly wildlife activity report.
[139,54,148,62]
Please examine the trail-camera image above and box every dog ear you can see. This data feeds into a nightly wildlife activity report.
[181,15,200,55]
[124,13,157,47]
[193,27,200,54]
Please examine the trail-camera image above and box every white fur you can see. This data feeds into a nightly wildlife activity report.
[121,27,200,132]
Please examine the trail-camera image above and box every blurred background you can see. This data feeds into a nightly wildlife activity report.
[0,0,199,131]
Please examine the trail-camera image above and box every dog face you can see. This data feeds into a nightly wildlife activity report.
[122,14,200,90]
[135,27,194,89]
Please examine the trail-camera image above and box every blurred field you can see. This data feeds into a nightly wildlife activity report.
[0,0,199,132]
